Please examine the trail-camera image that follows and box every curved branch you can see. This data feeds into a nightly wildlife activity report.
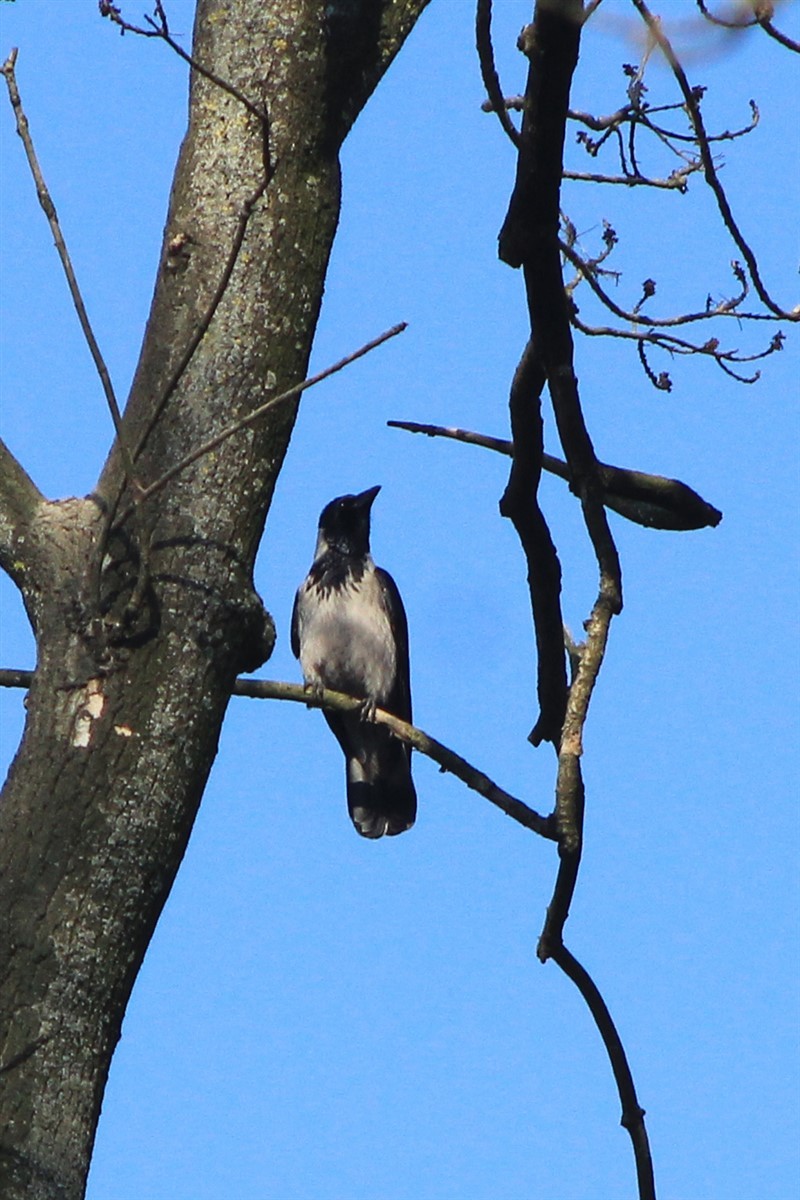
[697,0,800,51]
[561,240,773,329]
[695,0,758,29]
[476,0,521,148]
[550,943,656,1200]
[499,341,567,748]
[757,13,800,52]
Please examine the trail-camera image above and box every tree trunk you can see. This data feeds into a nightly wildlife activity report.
[0,2,428,1195]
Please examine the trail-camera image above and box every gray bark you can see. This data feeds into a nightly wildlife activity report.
[0,2,428,1195]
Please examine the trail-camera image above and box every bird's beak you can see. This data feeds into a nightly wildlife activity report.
[354,485,381,510]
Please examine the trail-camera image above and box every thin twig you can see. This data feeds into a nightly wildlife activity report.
[695,0,758,29]
[633,0,798,319]
[564,166,699,190]
[695,0,800,49]
[0,668,556,838]
[757,13,800,52]
[114,324,408,526]
[1,49,140,492]
[130,179,269,466]
[100,0,270,125]
[560,240,770,328]
[571,311,784,386]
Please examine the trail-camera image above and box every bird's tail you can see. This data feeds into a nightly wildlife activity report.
[346,736,417,839]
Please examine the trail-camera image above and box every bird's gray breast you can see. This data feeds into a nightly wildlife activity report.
[295,566,397,703]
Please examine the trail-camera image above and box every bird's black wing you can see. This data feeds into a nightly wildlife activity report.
[375,567,412,725]
[290,586,302,660]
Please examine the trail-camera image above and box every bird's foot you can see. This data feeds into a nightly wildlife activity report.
[303,682,325,708]
[359,697,378,723]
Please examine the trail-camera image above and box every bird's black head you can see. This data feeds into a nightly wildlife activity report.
[316,485,380,559]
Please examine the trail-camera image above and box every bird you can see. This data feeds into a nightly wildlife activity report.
[291,485,417,838]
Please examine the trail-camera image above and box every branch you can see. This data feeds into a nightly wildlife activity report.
[697,0,800,51]
[0,439,45,601]
[476,0,521,148]
[551,944,656,1200]
[388,420,722,531]
[695,0,758,28]
[498,341,568,748]
[129,178,270,468]
[632,0,799,320]
[571,310,784,388]
[561,240,774,329]
[1,49,139,491]
[0,668,556,839]
[100,0,270,126]
[757,13,800,52]
[563,164,700,189]
[492,17,656,1192]
[114,323,408,527]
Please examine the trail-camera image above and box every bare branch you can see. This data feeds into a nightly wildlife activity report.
[100,0,270,125]
[632,0,799,319]
[388,419,722,531]
[129,178,270,467]
[1,50,139,492]
[499,341,568,748]
[114,323,408,527]
[560,239,773,328]
[570,308,784,386]
[695,0,759,28]
[757,13,800,52]
[476,0,522,148]
[0,439,45,601]
[696,0,800,49]
[0,668,556,839]
[550,944,656,1200]
[564,164,700,189]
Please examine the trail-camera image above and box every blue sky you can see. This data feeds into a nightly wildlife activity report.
[1,3,798,1198]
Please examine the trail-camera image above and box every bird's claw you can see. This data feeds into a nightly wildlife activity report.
[359,697,378,723]
[303,682,325,708]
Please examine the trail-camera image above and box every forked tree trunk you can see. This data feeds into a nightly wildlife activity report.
[0,3,428,1195]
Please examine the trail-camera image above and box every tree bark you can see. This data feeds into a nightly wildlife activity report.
[0,2,428,1196]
